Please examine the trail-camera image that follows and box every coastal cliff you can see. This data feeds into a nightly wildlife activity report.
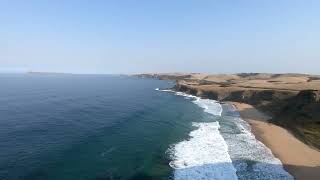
[137,73,320,149]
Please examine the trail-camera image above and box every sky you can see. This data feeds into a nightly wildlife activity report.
[1,0,320,74]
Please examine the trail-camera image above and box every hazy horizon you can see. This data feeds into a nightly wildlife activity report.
[1,1,320,74]
[1,71,320,76]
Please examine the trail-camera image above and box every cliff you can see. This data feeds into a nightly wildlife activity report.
[137,73,320,149]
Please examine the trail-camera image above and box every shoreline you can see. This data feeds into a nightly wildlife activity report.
[232,102,320,180]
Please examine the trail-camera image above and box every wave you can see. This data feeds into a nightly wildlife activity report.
[192,98,222,116]
[160,89,236,179]
[168,122,238,180]
[222,105,294,180]
[156,88,222,116]
[157,89,292,179]
[155,88,175,92]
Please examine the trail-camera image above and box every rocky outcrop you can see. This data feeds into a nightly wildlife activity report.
[274,90,320,149]
[174,80,320,149]
[135,73,191,80]
[174,81,297,104]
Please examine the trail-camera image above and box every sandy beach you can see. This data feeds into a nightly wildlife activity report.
[233,102,320,180]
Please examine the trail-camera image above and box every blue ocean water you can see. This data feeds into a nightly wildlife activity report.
[0,74,209,180]
[0,74,293,180]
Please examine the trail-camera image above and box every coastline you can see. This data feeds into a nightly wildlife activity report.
[232,102,320,180]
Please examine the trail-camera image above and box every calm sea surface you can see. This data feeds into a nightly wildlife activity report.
[0,74,292,180]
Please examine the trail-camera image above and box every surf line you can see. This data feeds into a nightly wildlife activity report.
[157,88,238,180]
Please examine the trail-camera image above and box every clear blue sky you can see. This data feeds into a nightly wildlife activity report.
[1,0,320,74]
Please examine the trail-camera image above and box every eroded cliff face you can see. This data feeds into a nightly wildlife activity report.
[174,80,320,149]
[174,82,297,103]
[136,73,320,149]
[276,90,320,148]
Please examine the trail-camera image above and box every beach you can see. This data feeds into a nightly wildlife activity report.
[137,73,320,179]
[167,91,293,180]
[233,102,320,180]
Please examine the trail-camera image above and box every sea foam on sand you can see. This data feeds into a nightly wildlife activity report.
[222,105,294,180]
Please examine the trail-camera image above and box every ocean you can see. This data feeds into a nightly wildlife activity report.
[0,74,293,180]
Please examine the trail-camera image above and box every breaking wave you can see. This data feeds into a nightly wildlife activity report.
[168,122,238,180]
[160,89,236,179]
[157,89,293,180]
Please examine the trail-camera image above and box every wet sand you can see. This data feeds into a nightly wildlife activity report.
[232,102,320,180]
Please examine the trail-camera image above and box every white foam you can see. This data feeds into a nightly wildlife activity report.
[155,88,175,92]
[192,98,223,116]
[222,105,294,180]
[158,89,234,179]
[158,88,293,179]
[169,122,238,180]
[169,90,223,116]
[155,88,222,116]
